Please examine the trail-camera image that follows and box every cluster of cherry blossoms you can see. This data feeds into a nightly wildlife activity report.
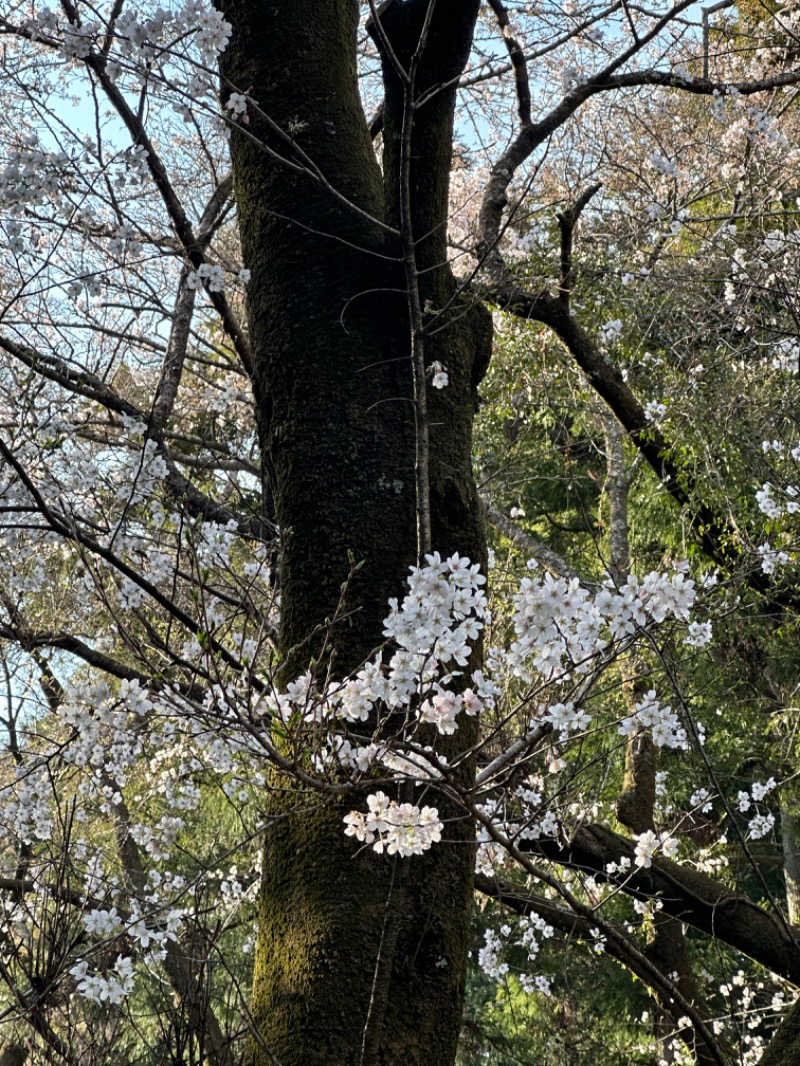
[737,778,779,840]
[68,898,184,1005]
[428,361,449,389]
[338,553,488,854]
[618,689,687,750]
[187,261,227,292]
[70,955,136,1006]
[24,0,233,71]
[383,551,488,667]
[114,1,232,65]
[343,791,443,856]
[756,481,800,521]
[114,436,169,506]
[273,552,489,736]
[478,917,555,996]
[0,659,267,1012]
[340,551,716,858]
[0,140,72,211]
[507,565,706,684]
[633,829,680,869]
[751,441,800,573]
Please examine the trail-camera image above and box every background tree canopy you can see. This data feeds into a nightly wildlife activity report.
[1,1,800,1064]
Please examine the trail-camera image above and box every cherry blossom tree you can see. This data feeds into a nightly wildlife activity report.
[2,2,800,1065]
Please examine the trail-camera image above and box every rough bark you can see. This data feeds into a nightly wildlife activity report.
[783,804,800,926]
[218,3,490,1064]
[759,997,800,1065]
[756,816,800,1062]
[0,1044,26,1066]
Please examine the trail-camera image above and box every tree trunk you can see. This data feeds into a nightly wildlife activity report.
[782,804,800,926]
[218,3,490,1064]
[759,998,800,1066]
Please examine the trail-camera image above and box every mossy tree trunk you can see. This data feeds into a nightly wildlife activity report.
[759,998,800,1066]
[218,2,490,1064]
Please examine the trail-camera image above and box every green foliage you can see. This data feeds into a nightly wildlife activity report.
[460,942,656,1066]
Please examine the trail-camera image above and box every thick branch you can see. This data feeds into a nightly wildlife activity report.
[369,0,488,557]
[478,0,800,281]
[475,873,682,995]
[478,281,785,595]
[0,625,153,686]
[527,822,800,986]
[486,0,532,126]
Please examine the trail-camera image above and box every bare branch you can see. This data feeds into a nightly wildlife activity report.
[150,173,234,437]
[486,0,532,127]
[483,499,597,588]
